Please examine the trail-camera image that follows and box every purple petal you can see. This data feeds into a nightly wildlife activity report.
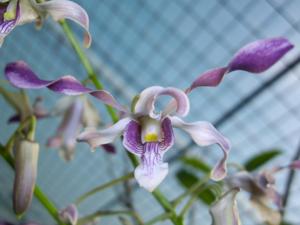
[33,0,91,47]
[101,144,116,154]
[170,116,231,180]
[77,117,131,150]
[159,117,174,151]
[187,67,227,92]
[135,142,168,192]
[47,136,62,148]
[134,86,190,119]
[5,61,127,112]
[123,120,143,155]
[59,204,78,225]
[7,113,21,123]
[13,140,39,215]
[265,186,282,209]
[228,37,293,73]
[210,188,242,225]
[288,160,300,170]
[187,37,293,91]
[226,171,265,196]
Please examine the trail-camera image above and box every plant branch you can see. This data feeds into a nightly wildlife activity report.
[75,172,134,205]
[171,175,210,207]
[144,212,172,225]
[77,210,140,225]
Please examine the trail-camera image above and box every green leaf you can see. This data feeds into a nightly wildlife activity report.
[244,149,282,171]
[181,156,211,173]
[280,221,294,225]
[176,169,216,205]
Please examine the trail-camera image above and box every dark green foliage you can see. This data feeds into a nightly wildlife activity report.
[244,149,282,171]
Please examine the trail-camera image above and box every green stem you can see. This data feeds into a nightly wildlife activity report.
[77,210,137,225]
[152,191,182,225]
[179,187,205,217]
[59,20,179,224]
[0,144,67,225]
[27,116,36,141]
[34,186,65,225]
[171,175,210,207]
[75,172,134,205]
[5,115,35,152]
[59,20,118,123]
[144,212,172,225]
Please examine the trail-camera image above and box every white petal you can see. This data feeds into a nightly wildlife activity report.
[32,0,91,47]
[18,0,39,25]
[50,96,76,116]
[134,162,168,192]
[82,98,100,127]
[77,117,131,150]
[210,188,242,225]
[134,86,190,119]
[170,116,231,180]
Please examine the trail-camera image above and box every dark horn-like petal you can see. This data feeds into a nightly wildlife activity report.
[5,61,127,112]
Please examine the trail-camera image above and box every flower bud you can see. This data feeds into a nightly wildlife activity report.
[13,139,39,216]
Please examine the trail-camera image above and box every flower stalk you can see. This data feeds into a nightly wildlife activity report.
[75,172,134,205]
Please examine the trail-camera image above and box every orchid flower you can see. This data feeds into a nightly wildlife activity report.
[210,188,242,225]
[226,160,300,225]
[47,96,115,161]
[0,0,91,47]
[4,61,230,192]
[5,37,293,191]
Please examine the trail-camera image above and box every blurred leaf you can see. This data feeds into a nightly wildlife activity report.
[176,169,217,205]
[181,156,211,173]
[280,221,294,225]
[244,149,282,171]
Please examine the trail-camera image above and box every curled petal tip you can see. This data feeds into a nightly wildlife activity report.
[84,31,92,48]
[228,37,294,73]
[33,0,92,47]
[170,116,230,181]
[187,37,293,92]
[134,86,190,118]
